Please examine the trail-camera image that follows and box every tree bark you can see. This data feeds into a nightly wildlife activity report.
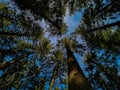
[66,45,92,90]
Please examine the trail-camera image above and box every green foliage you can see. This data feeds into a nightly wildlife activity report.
[0,3,7,9]
[0,0,120,89]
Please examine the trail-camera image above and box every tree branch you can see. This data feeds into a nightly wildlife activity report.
[13,0,61,29]
[94,0,115,18]
[0,31,28,36]
[87,21,120,33]
[0,14,17,21]
[0,54,29,70]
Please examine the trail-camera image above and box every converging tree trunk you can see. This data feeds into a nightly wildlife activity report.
[49,63,60,90]
[66,45,92,90]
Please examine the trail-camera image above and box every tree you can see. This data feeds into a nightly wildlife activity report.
[49,48,67,90]
[74,0,120,89]
[0,1,68,89]
[82,28,120,89]
[13,0,68,36]
[1,0,120,89]
[62,37,92,90]
[0,3,53,89]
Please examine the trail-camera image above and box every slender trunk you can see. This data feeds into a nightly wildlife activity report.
[66,45,92,90]
[49,77,55,90]
[49,63,60,90]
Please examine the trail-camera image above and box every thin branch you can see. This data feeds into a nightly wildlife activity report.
[0,13,17,21]
[0,54,29,70]
[0,31,28,36]
[14,0,61,29]
[94,0,115,18]
[87,21,120,33]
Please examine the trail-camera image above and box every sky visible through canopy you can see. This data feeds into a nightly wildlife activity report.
[39,7,86,71]
[1,0,120,78]
[0,0,85,89]
[64,12,87,73]
[0,0,120,89]
[64,6,120,77]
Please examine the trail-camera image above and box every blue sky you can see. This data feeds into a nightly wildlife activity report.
[0,0,103,79]
[64,11,82,34]
[64,10,89,76]
[1,0,120,89]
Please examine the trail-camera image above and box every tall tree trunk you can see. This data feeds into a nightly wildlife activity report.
[49,63,60,90]
[66,45,92,90]
[49,78,55,90]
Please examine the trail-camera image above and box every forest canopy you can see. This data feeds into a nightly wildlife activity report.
[0,0,120,90]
